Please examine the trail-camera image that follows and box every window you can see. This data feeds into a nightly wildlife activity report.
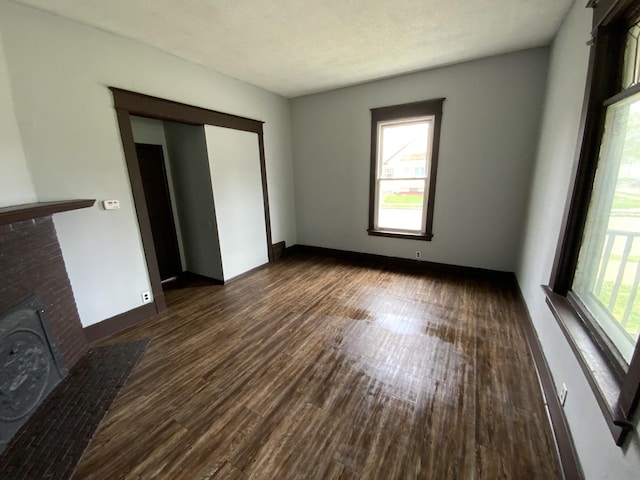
[548,0,640,446]
[368,99,444,240]
[573,92,640,364]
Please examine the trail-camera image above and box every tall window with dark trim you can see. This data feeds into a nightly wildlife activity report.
[368,99,444,241]
[548,0,640,446]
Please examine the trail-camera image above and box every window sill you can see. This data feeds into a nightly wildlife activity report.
[543,285,632,445]
[367,229,433,241]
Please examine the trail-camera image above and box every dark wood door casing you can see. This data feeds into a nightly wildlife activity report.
[111,87,274,315]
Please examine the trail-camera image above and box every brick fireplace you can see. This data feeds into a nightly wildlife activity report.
[0,200,94,450]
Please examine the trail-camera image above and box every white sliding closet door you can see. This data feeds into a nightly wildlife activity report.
[204,125,268,281]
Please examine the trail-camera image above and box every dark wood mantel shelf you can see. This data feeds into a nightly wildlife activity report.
[0,199,96,226]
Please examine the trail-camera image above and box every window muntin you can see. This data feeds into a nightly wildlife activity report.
[368,99,444,241]
[573,92,640,363]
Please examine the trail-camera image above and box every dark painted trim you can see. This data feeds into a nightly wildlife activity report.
[0,200,95,226]
[368,98,445,241]
[590,0,640,29]
[550,30,617,293]
[367,229,433,241]
[84,303,157,343]
[369,98,446,121]
[287,244,512,281]
[257,132,274,262]
[114,109,167,314]
[620,340,640,426]
[514,285,585,480]
[426,99,444,240]
[110,87,273,315]
[110,87,264,133]
[545,287,629,445]
[272,241,286,261]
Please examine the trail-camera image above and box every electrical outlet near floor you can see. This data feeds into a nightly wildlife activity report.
[141,291,152,304]
[559,383,568,406]
[416,251,421,259]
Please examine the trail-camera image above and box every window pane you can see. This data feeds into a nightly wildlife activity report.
[623,22,640,90]
[574,92,640,363]
[376,179,425,231]
[379,120,430,179]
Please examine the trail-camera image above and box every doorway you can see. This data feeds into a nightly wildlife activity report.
[111,87,274,314]
[135,143,182,282]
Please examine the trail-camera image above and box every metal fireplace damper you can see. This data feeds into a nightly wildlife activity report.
[0,295,67,453]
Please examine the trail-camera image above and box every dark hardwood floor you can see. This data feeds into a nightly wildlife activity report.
[73,253,561,480]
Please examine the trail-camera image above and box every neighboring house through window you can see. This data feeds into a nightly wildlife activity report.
[368,99,444,241]
[547,0,640,446]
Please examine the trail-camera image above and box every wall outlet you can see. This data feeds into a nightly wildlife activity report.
[102,199,120,210]
[141,291,152,303]
[559,383,568,406]
[415,251,421,259]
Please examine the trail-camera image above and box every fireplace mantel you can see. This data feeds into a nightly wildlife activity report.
[0,198,94,371]
[0,199,95,226]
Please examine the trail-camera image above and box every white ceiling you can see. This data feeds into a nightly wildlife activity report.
[12,0,574,98]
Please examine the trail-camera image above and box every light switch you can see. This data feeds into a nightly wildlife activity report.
[103,200,120,210]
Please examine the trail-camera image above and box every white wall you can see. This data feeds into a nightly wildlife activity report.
[0,22,36,207]
[291,48,549,272]
[517,1,640,478]
[205,125,269,280]
[164,122,223,280]
[130,116,186,269]
[0,0,296,326]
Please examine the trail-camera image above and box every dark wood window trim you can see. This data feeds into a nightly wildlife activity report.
[368,98,444,241]
[544,288,628,443]
[366,230,433,241]
[110,88,274,315]
[547,0,640,446]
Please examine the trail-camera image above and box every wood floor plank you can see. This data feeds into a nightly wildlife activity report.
[324,461,360,480]
[165,406,259,480]
[210,461,247,480]
[358,395,416,480]
[332,382,387,474]
[73,253,562,479]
